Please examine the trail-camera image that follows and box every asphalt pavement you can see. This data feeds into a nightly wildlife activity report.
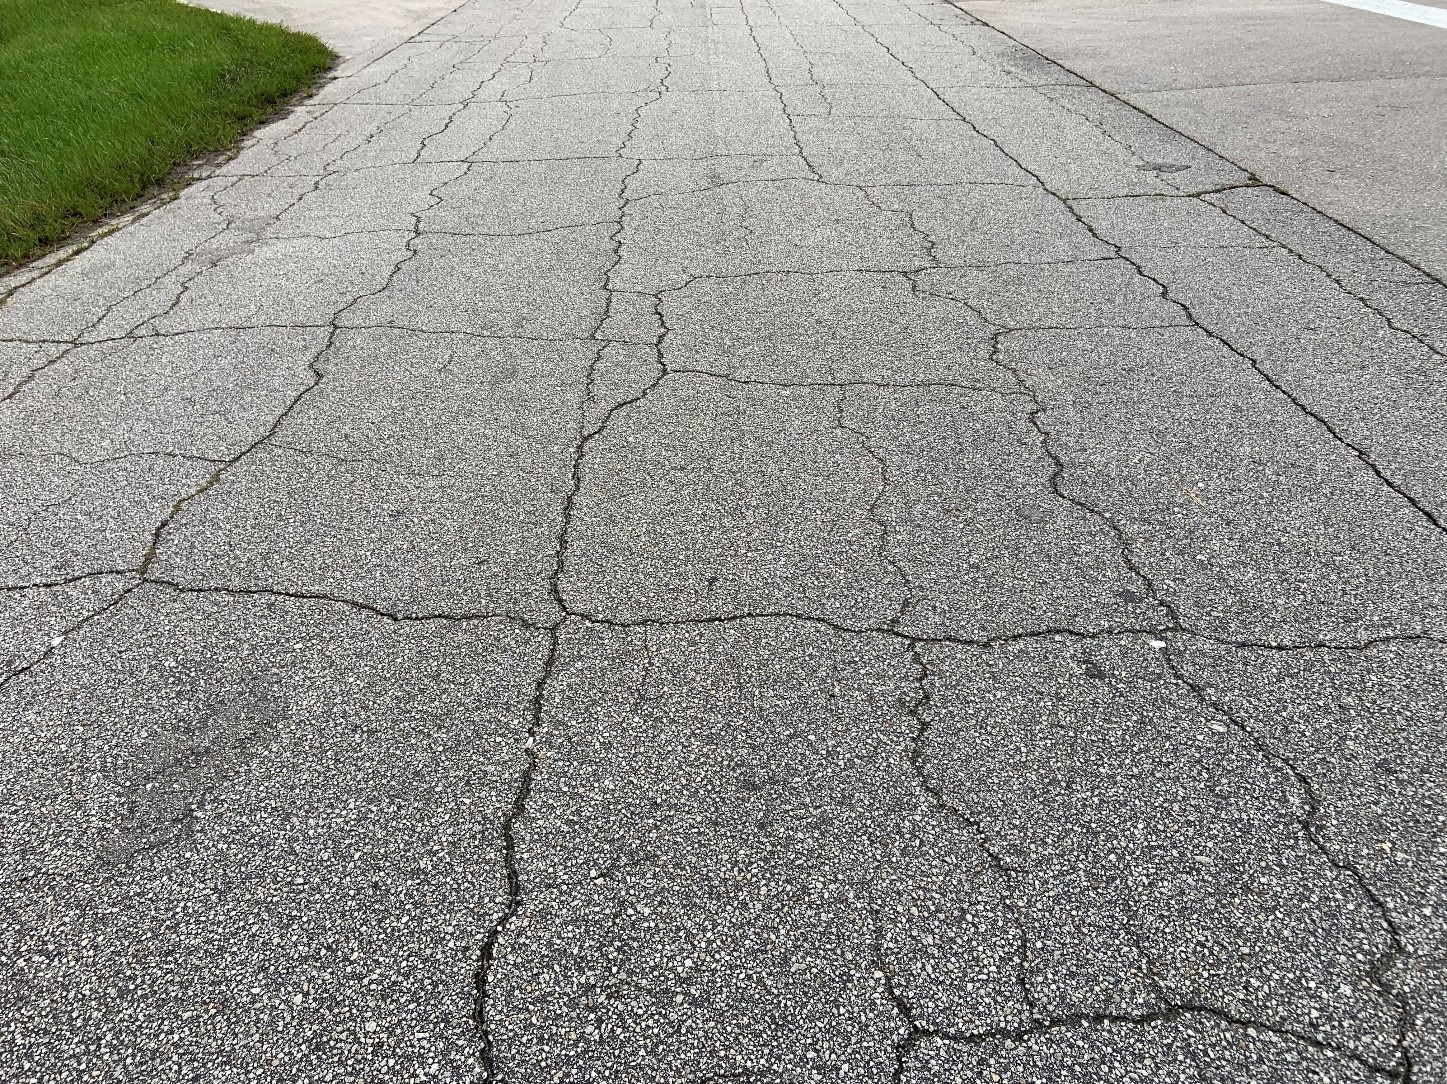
[951,0,1447,279]
[1,0,1445,1080]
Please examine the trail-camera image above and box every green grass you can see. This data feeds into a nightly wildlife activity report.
[0,0,333,267]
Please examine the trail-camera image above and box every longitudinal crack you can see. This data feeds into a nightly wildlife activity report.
[1161,645,1417,1082]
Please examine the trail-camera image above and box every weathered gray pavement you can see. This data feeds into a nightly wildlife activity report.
[2,0,1446,1080]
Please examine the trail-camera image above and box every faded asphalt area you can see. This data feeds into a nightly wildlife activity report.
[2,0,1446,1080]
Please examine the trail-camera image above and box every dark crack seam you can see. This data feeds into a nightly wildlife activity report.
[472,622,560,1081]
[944,0,1445,291]
[898,638,1405,1081]
[0,579,139,693]
[0,0,475,384]
[835,390,914,628]
[141,577,545,627]
[884,641,1035,1084]
[132,158,463,575]
[1128,253,1447,534]
[130,331,330,579]
[10,572,1437,658]
[471,52,669,1081]
[0,180,249,402]
[795,0,1447,536]
[1197,193,1447,360]
[909,1005,1401,1078]
[1162,645,1416,1082]
[840,4,1421,1075]
[875,8,1446,538]
[982,330,1175,630]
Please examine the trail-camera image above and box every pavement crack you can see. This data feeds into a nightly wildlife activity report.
[134,333,331,576]
[1201,192,1447,359]
[928,1003,1399,1078]
[982,330,1178,630]
[833,389,913,628]
[1160,638,1417,1081]
[473,623,562,1082]
[1031,83,1237,196]
[564,603,1171,649]
[0,569,137,593]
[133,160,496,576]
[741,4,822,180]
[555,355,668,609]
[901,641,1037,1019]
[1,181,249,400]
[864,901,940,1084]
[857,8,1446,537]
[1128,255,1447,534]
[1184,180,1267,198]
[0,579,139,693]
[665,366,1024,395]
[141,577,545,627]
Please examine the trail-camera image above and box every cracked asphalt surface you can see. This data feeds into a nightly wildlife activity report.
[1,0,1445,1080]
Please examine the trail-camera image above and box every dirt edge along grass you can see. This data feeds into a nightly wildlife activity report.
[0,0,335,268]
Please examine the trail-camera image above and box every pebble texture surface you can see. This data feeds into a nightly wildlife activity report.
[1,0,1444,1080]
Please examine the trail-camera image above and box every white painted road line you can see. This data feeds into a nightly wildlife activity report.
[1320,0,1447,29]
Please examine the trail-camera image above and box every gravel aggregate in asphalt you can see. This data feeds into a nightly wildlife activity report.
[1,0,1444,1078]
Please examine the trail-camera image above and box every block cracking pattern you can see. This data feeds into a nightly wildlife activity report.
[1,0,1445,1080]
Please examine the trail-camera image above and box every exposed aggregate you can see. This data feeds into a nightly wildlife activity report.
[1,0,1444,1079]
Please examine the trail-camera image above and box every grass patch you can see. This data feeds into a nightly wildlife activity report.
[0,0,333,267]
